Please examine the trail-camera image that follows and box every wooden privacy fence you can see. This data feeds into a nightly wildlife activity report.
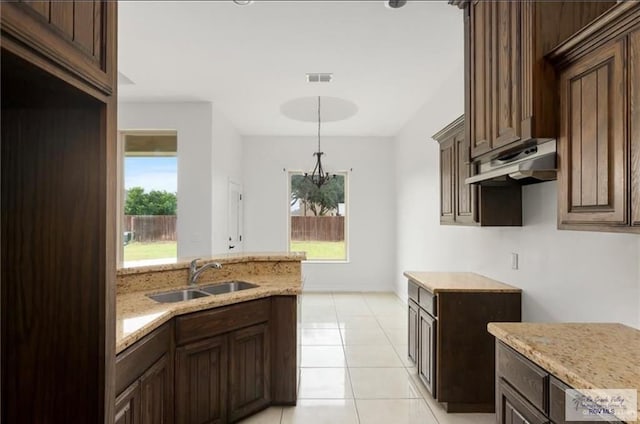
[124,215,177,242]
[291,216,344,242]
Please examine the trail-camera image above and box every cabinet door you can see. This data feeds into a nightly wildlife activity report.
[440,137,455,223]
[140,354,173,424]
[407,300,419,366]
[469,0,493,158]
[115,381,141,424]
[631,29,640,227]
[497,379,549,424]
[558,38,627,228]
[454,133,476,224]
[229,323,271,422]
[176,336,229,424]
[418,309,437,397]
[1,1,116,94]
[492,0,522,148]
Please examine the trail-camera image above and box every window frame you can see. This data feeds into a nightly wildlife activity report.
[286,170,350,264]
[117,129,179,268]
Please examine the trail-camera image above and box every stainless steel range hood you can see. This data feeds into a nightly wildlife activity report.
[466,139,557,185]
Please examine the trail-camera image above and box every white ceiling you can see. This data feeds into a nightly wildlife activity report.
[118,1,464,136]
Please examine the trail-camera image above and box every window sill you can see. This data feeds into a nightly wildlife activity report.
[302,260,350,264]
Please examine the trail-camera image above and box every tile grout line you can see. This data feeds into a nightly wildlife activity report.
[334,291,362,424]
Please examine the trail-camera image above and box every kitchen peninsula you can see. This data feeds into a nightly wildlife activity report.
[115,252,304,424]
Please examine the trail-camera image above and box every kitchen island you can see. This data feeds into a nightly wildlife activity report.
[489,322,640,424]
[404,271,522,413]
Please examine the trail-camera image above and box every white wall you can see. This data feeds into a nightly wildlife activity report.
[211,107,244,254]
[394,67,640,328]
[243,136,396,291]
[119,102,243,259]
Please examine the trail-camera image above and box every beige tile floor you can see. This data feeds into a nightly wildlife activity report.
[239,292,496,424]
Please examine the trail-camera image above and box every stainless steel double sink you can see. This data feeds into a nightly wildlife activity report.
[147,281,258,303]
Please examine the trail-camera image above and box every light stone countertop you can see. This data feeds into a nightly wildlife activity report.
[488,322,640,417]
[404,271,521,294]
[115,252,304,354]
[116,274,302,354]
[117,251,306,276]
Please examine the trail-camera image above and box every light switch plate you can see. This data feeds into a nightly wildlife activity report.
[511,253,519,270]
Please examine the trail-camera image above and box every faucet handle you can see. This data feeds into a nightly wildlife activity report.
[189,258,200,273]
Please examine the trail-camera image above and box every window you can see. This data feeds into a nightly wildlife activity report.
[119,131,178,267]
[289,172,348,261]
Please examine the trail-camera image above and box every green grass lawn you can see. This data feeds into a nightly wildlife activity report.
[290,241,346,261]
[124,241,177,262]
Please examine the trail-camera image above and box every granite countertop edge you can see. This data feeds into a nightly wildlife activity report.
[116,279,302,354]
[488,323,598,390]
[488,322,640,418]
[404,271,522,294]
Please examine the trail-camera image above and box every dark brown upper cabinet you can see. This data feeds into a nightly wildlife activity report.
[434,116,522,226]
[456,0,616,161]
[1,0,116,94]
[548,2,640,233]
[435,116,475,225]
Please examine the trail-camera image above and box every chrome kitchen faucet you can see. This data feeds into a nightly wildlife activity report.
[188,258,222,286]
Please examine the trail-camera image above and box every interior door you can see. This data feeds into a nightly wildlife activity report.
[228,180,244,252]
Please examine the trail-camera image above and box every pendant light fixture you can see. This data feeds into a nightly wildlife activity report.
[304,96,334,188]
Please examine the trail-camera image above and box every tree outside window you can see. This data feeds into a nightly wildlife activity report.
[289,173,347,261]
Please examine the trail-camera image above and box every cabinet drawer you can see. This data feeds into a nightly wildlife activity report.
[176,298,270,345]
[498,378,550,424]
[418,288,437,317]
[408,281,419,303]
[497,342,548,414]
[116,322,172,396]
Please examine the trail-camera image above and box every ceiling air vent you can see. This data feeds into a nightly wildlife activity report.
[306,73,333,83]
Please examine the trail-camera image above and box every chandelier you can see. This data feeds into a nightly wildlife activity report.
[304,96,335,188]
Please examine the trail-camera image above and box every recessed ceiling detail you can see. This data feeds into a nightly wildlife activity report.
[117,1,463,136]
[281,96,358,123]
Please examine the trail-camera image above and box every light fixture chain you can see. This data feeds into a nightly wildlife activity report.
[317,96,321,152]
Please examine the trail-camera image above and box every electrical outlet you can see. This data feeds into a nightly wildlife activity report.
[511,253,519,270]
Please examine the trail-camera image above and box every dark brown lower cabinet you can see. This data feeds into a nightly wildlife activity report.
[116,353,173,424]
[229,324,271,421]
[173,297,295,423]
[176,335,229,424]
[116,381,141,424]
[175,323,271,424]
[407,300,419,365]
[496,342,622,424]
[407,279,521,412]
[418,309,436,397]
[115,323,174,424]
[116,297,297,424]
[140,354,173,424]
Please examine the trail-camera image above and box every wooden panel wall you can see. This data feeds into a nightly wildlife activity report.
[1,52,108,423]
